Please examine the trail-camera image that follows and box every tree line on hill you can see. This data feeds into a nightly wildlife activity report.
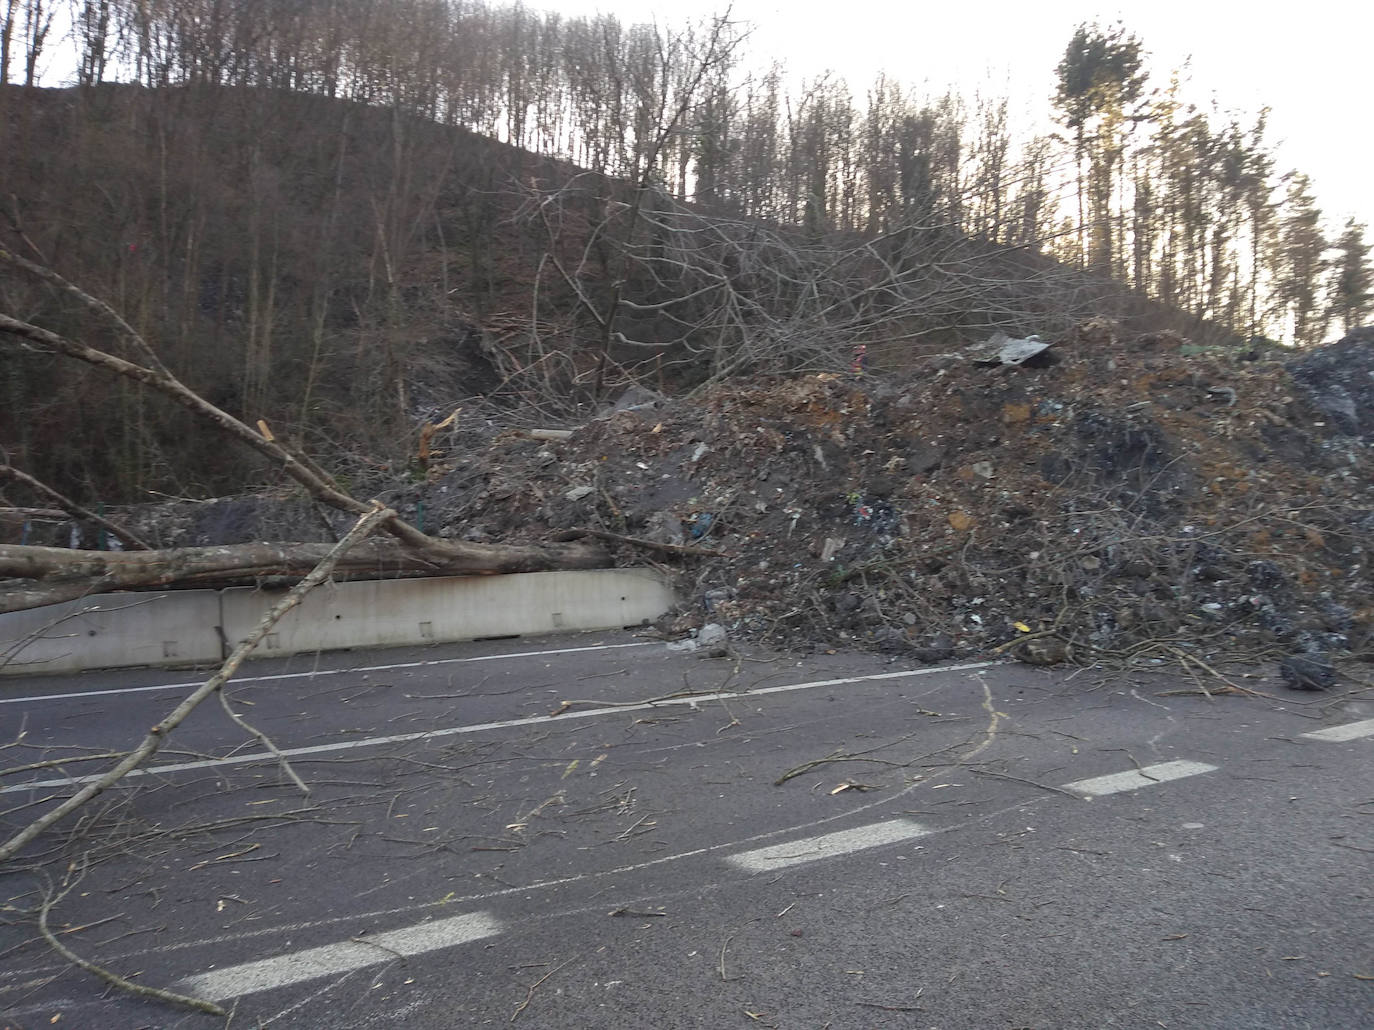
[8,1,1364,341]
[0,0,1370,504]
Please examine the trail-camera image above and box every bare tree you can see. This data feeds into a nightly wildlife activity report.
[74,0,112,85]
[1,0,21,85]
[20,0,51,87]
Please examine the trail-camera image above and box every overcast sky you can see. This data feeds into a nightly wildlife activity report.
[549,0,1372,232]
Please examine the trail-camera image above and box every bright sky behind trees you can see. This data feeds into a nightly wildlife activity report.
[550,0,1371,231]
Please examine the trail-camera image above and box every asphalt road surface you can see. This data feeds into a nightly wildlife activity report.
[1,631,1371,1029]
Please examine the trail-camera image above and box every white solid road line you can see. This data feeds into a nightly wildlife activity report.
[1,661,995,795]
[727,818,932,872]
[1061,759,1217,798]
[0,641,653,706]
[175,910,503,1002]
[1299,718,1374,743]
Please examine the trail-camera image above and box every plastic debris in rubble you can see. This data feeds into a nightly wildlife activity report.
[846,491,899,533]
[964,332,1053,366]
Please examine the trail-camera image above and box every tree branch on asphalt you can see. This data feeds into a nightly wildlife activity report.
[509,957,578,1023]
[217,688,313,797]
[775,677,1004,786]
[0,502,393,866]
[38,863,228,1017]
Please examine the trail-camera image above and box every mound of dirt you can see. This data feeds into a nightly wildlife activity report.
[31,325,1370,673]
[399,326,1373,667]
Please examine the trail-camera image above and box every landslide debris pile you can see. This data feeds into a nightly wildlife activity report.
[409,323,1374,667]
[104,324,1374,670]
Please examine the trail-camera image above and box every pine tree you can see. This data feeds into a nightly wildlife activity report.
[1275,174,1328,347]
[1239,112,1278,340]
[1327,219,1373,333]
[1053,22,1147,271]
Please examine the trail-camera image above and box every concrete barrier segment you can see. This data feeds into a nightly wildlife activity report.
[220,569,675,658]
[0,570,675,675]
[0,590,223,676]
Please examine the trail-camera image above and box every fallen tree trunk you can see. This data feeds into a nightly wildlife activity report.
[0,254,619,618]
[0,251,550,564]
[0,507,68,520]
[0,537,608,614]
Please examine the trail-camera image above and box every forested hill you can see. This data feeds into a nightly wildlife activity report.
[1,81,579,500]
[0,2,1367,505]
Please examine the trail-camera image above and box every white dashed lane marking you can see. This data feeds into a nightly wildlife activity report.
[1061,759,1217,798]
[727,818,932,872]
[1300,718,1374,743]
[175,911,503,1002]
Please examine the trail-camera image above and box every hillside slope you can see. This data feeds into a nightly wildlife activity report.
[2,84,1242,504]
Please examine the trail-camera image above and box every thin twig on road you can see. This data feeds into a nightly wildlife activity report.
[0,502,393,865]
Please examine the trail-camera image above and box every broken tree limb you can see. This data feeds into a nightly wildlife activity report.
[0,502,394,866]
[0,464,151,550]
[0,279,598,572]
[38,871,227,1017]
[0,247,176,376]
[550,526,731,558]
[0,306,403,541]
[523,428,575,442]
[0,535,608,614]
[217,687,312,797]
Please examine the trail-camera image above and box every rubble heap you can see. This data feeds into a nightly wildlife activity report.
[409,323,1373,668]
[102,324,1374,673]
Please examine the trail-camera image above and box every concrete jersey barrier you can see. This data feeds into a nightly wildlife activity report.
[0,569,675,676]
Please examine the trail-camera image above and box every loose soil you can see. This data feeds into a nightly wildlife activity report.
[25,324,1374,675]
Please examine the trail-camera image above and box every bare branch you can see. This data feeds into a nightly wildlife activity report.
[0,502,392,865]
[0,300,607,578]
[38,870,227,1017]
[0,464,151,550]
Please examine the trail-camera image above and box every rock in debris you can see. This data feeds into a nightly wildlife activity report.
[644,510,686,546]
[703,586,736,612]
[605,384,667,414]
[696,622,730,658]
[1012,636,1070,667]
[1279,652,1336,691]
[911,632,955,664]
[666,622,729,657]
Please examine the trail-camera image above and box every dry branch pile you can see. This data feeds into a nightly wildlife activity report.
[11,324,1360,676]
[400,323,1374,670]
